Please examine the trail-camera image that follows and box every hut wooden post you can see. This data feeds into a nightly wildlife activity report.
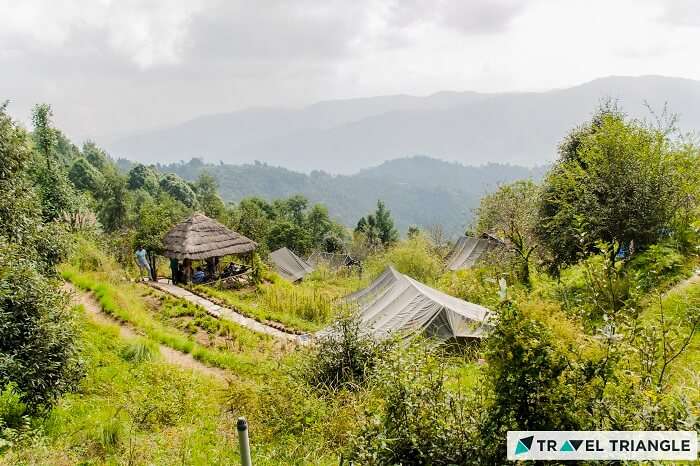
[183,259,192,283]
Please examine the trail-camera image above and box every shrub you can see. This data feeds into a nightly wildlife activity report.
[478,303,584,462]
[627,242,686,290]
[438,267,502,309]
[365,235,443,284]
[304,314,388,392]
[0,383,27,429]
[0,245,84,411]
[348,339,479,465]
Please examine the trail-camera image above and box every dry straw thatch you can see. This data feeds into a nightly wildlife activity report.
[163,213,257,260]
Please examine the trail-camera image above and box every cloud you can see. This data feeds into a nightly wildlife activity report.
[184,0,372,62]
[659,0,700,27]
[0,0,698,147]
[382,0,526,34]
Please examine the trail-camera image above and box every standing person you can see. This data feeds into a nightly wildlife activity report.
[170,258,180,285]
[135,245,151,282]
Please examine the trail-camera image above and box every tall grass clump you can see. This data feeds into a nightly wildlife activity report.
[67,234,122,276]
[96,416,122,452]
[259,284,334,324]
[119,339,160,363]
[303,314,389,392]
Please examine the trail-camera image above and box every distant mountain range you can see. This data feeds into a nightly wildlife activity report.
[109,75,700,173]
[153,156,548,236]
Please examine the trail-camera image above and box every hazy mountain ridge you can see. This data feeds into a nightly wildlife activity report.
[109,76,700,173]
[158,156,547,236]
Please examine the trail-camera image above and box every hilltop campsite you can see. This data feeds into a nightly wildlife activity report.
[1,98,699,465]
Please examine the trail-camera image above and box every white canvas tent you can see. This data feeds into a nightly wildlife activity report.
[342,266,492,340]
[444,234,503,271]
[270,247,314,282]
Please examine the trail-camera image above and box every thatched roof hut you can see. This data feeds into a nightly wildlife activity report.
[163,213,257,260]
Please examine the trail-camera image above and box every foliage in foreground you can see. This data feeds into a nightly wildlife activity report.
[0,103,82,414]
[1,315,239,465]
[303,314,390,392]
[348,340,480,465]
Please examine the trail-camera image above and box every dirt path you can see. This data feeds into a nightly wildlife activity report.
[63,283,229,382]
[663,268,700,298]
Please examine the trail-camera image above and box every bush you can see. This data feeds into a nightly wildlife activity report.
[0,245,84,411]
[627,242,687,290]
[365,235,443,284]
[304,314,388,392]
[438,267,503,309]
[348,339,479,465]
[0,383,27,429]
[478,303,585,463]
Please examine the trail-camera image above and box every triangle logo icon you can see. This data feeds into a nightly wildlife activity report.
[560,440,575,452]
[570,440,583,450]
[515,441,529,455]
[515,436,534,455]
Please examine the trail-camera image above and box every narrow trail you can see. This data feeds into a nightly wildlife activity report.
[149,280,305,343]
[63,283,229,382]
[663,268,700,298]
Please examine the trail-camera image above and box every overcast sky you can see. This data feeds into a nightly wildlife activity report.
[2,0,699,144]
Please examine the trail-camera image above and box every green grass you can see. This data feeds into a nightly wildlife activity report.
[1,304,347,465]
[638,275,700,391]
[193,282,345,333]
[60,265,281,376]
[1,310,241,465]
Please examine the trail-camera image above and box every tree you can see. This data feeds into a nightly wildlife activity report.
[0,103,82,410]
[267,220,313,256]
[282,194,308,226]
[34,164,78,223]
[127,163,160,194]
[134,195,189,280]
[69,157,104,193]
[99,172,131,231]
[230,197,273,245]
[193,171,225,219]
[355,214,381,247]
[31,103,56,169]
[81,141,112,173]
[537,106,695,268]
[375,200,399,245]
[306,204,332,246]
[159,173,198,208]
[476,180,540,285]
[355,200,398,247]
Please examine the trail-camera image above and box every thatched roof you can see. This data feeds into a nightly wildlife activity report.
[163,213,257,260]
